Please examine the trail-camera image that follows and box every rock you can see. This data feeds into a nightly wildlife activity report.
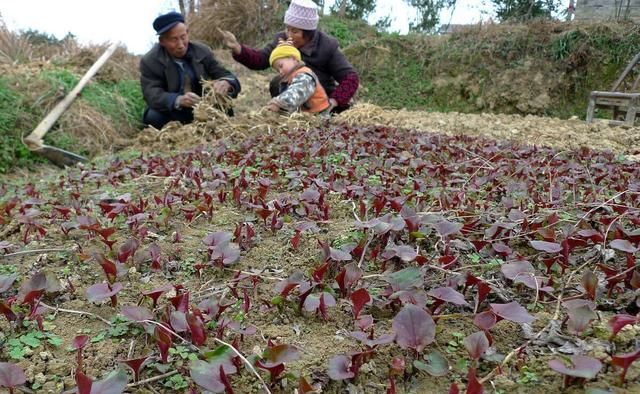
[47,359,72,376]
[41,381,60,393]
[34,372,47,386]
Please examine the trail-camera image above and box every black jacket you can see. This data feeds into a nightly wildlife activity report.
[140,41,240,112]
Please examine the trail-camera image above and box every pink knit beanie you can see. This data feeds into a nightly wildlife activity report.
[284,0,319,31]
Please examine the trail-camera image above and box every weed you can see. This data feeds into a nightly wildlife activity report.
[163,373,189,390]
[517,366,540,384]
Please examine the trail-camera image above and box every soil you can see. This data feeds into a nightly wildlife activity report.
[1,51,639,394]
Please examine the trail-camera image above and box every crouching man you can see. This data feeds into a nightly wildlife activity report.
[140,11,241,129]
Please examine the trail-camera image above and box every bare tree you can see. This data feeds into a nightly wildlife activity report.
[338,0,347,16]
[178,0,198,21]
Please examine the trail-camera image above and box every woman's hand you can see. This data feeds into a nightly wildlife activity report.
[217,28,241,55]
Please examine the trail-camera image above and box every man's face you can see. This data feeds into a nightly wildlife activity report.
[285,26,306,48]
[160,22,189,58]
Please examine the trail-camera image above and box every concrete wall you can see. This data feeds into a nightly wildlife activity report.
[576,0,640,21]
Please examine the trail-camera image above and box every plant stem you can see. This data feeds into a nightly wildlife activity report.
[1,248,67,258]
[212,337,272,394]
[39,302,112,325]
[126,370,178,388]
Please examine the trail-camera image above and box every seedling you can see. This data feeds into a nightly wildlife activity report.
[548,355,602,388]
[0,362,26,394]
[72,335,90,373]
[610,348,640,384]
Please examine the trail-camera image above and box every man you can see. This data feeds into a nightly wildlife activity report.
[140,11,241,129]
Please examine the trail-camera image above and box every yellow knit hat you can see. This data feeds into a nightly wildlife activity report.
[269,43,301,67]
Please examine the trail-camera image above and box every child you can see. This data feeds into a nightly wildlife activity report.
[265,42,331,115]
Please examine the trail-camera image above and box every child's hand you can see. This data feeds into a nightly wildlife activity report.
[264,103,281,112]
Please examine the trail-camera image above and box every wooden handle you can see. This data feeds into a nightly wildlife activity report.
[23,41,120,150]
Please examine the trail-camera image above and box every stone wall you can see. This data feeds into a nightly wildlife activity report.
[576,0,640,21]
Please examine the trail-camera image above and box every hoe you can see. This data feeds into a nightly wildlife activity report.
[22,41,120,167]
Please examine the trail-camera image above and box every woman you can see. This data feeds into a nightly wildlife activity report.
[219,0,359,113]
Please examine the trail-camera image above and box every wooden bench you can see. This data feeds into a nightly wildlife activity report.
[586,52,640,126]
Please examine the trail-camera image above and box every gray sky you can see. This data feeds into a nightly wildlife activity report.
[1,0,494,55]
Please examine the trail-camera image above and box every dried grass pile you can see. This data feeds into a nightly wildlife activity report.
[335,103,640,155]
[135,78,323,152]
[188,0,284,47]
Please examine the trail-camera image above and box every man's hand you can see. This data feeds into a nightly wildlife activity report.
[177,92,201,108]
[217,28,241,55]
[213,80,232,95]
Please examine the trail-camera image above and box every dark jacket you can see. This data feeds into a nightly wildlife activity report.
[140,41,240,112]
[234,31,357,99]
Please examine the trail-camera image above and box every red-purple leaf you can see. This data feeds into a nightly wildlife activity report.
[327,355,355,380]
[350,331,395,348]
[610,239,638,253]
[0,362,26,389]
[530,240,562,253]
[73,335,90,350]
[90,368,128,394]
[501,261,535,281]
[86,283,122,304]
[17,271,61,303]
[548,355,602,379]
[490,302,535,324]
[141,284,172,308]
[122,356,149,382]
[581,271,597,300]
[155,326,172,363]
[300,188,320,203]
[187,313,207,346]
[204,231,232,247]
[432,220,463,237]
[465,368,484,394]
[609,314,639,339]
[121,305,153,323]
[351,288,371,319]
[261,344,300,368]
[395,245,418,262]
[355,314,374,331]
[564,299,597,334]
[0,273,18,293]
[75,370,93,394]
[0,301,17,322]
[117,238,140,264]
[474,310,498,331]
[210,243,240,266]
[189,360,237,393]
[336,263,363,295]
[170,311,189,332]
[329,247,352,262]
[428,287,470,307]
[611,348,640,384]
[392,304,436,353]
[577,229,604,243]
[464,332,489,360]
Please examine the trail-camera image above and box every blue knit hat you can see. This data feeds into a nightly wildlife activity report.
[153,12,185,35]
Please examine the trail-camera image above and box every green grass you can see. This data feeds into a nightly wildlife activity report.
[0,68,144,173]
[347,21,640,117]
